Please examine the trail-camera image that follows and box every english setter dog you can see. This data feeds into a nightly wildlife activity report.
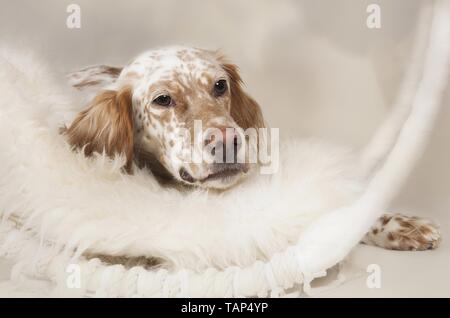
[64,46,441,251]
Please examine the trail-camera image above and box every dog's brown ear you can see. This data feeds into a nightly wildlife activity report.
[63,87,134,172]
[220,61,265,130]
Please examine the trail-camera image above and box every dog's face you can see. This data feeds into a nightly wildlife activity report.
[65,47,265,189]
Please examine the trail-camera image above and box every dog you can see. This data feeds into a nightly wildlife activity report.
[64,46,441,251]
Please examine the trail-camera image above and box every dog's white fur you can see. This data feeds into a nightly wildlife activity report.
[0,48,365,271]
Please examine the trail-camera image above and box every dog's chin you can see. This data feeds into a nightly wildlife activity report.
[199,171,244,190]
[178,164,249,190]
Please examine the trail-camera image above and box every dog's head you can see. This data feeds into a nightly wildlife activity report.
[65,47,265,189]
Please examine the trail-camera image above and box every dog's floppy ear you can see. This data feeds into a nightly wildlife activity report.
[63,86,134,172]
[219,59,265,130]
[68,65,123,91]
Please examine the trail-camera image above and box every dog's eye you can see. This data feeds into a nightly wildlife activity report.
[213,79,228,97]
[153,95,173,107]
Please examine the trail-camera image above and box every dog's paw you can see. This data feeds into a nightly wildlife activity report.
[362,214,441,251]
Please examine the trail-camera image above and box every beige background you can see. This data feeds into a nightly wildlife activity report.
[0,0,449,297]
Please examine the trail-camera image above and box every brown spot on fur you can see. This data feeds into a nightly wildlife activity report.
[381,215,392,226]
[102,66,122,76]
[387,232,395,241]
[399,220,412,228]
[160,111,172,125]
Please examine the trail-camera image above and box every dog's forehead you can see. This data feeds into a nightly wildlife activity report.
[123,47,222,85]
